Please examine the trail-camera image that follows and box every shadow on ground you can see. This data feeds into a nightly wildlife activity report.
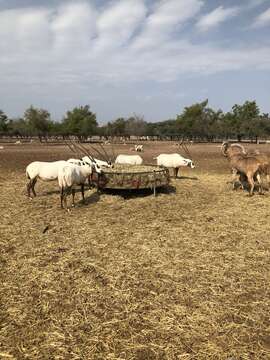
[100,185,176,199]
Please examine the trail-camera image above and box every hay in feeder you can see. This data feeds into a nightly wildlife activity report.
[97,164,170,190]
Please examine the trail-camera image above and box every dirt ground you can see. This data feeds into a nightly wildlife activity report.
[0,141,270,359]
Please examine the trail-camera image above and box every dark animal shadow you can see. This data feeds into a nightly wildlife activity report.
[43,190,60,196]
[158,185,176,194]
[229,181,269,194]
[77,191,101,206]
[174,176,199,180]
[42,187,101,206]
[100,185,176,199]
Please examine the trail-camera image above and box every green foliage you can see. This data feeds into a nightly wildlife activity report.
[108,118,126,136]
[146,120,178,137]
[104,114,147,137]
[125,115,147,136]
[1,100,270,141]
[176,99,222,140]
[0,110,9,134]
[8,118,28,137]
[231,101,260,141]
[24,106,51,140]
[63,105,97,139]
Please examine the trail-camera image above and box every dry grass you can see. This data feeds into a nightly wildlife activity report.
[103,164,158,173]
[0,142,270,359]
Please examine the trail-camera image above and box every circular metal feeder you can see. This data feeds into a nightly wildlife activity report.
[94,164,170,195]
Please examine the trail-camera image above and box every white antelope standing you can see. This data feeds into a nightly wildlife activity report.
[58,161,101,209]
[26,160,68,197]
[26,158,101,197]
[134,144,143,152]
[115,154,143,165]
[155,153,195,178]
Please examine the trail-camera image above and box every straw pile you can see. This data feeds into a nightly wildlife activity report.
[100,164,170,190]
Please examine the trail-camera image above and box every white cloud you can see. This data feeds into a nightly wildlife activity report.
[93,0,146,53]
[51,2,96,51]
[0,0,270,118]
[0,8,51,54]
[253,7,270,27]
[132,0,203,49]
[196,6,239,32]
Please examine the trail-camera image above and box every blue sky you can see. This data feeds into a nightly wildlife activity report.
[0,0,269,123]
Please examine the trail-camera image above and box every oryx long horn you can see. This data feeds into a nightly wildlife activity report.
[183,143,192,159]
[64,139,81,157]
[98,142,111,162]
[110,141,116,162]
[89,144,107,161]
[180,141,192,159]
[71,140,96,162]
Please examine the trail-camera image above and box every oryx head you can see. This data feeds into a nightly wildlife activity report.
[92,160,102,174]
[187,159,195,168]
[183,158,195,168]
[189,160,195,169]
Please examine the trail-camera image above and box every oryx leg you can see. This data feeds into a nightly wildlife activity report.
[27,177,37,197]
[27,180,32,197]
[88,174,92,189]
[63,188,70,209]
[81,184,85,203]
[60,187,65,209]
[71,188,76,207]
[97,173,100,191]
[174,167,179,178]
[61,187,70,209]
[31,178,37,197]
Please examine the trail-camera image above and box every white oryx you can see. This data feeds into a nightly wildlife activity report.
[26,158,102,197]
[26,160,67,197]
[58,162,96,209]
[115,154,143,165]
[134,144,143,152]
[155,153,195,178]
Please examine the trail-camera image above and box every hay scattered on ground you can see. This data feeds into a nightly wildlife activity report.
[0,143,270,359]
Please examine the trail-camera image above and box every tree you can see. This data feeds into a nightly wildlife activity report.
[146,120,178,139]
[24,105,51,141]
[125,114,147,137]
[109,118,126,137]
[63,105,97,139]
[8,118,28,138]
[176,99,209,140]
[0,110,9,135]
[230,101,260,141]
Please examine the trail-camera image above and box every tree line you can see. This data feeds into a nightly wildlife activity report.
[1,100,269,142]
